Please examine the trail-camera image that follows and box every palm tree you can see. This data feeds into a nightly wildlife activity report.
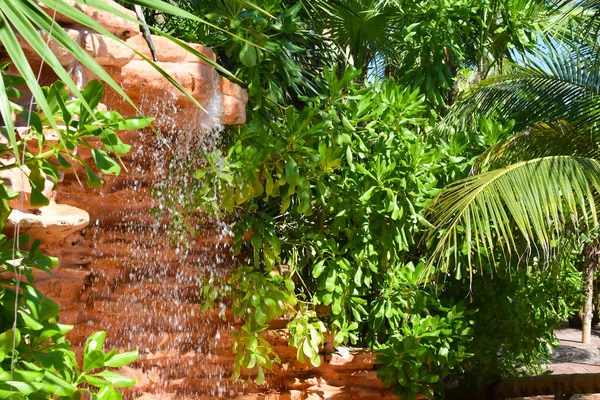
[304,0,561,110]
[429,39,600,343]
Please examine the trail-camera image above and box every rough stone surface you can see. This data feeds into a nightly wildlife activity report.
[83,33,135,67]
[126,34,217,64]
[2,22,246,132]
[36,0,140,39]
[15,29,81,66]
[220,77,248,126]
[4,202,90,245]
[2,0,391,398]
[0,163,56,211]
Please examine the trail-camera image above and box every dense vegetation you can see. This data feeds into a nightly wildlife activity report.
[151,0,600,398]
[3,0,600,398]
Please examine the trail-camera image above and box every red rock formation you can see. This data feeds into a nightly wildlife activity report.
[0,2,395,399]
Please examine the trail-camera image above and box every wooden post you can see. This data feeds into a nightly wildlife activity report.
[582,239,600,344]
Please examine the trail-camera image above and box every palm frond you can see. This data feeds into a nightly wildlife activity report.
[552,0,600,38]
[473,120,600,173]
[427,155,600,278]
[0,0,243,146]
[304,0,396,70]
[443,41,600,134]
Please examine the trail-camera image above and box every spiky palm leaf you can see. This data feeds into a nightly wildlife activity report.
[473,120,600,172]
[303,0,397,71]
[443,41,600,135]
[0,0,242,162]
[428,121,600,277]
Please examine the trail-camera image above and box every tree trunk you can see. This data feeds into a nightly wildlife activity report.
[582,239,600,344]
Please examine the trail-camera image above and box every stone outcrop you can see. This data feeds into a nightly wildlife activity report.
[6,11,247,133]
[0,2,394,399]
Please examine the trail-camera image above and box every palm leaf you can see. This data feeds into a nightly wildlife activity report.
[552,0,600,38]
[427,155,600,278]
[0,64,17,160]
[0,5,68,160]
[304,0,396,70]
[443,41,600,134]
[473,120,600,173]
[0,0,245,145]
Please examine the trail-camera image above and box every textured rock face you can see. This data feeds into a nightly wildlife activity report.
[1,2,393,399]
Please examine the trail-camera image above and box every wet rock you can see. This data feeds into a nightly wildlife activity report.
[35,0,139,39]
[0,163,56,211]
[126,34,217,64]
[4,201,89,245]
[221,77,248,125]
[83,33,135,67]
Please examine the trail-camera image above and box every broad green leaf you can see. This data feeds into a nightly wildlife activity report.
[28,165,50,207]
[84,164,104,188]
[97,371,136,388]
[83,349,105,373]
[12,369,44,383]
[98,129,131,155]
[18,310,44,331]
[83,374,111,388]
[85,331,107,354]
[240,43,258,67]
[79,80,104,125]
[104,350,138,368]
[0,329,20,361]
[95,385,123,400]
[92,149,121,175]
[6,381,41,395]
[312,260,326,278]
[113,117,155,131]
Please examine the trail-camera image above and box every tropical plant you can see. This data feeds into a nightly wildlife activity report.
[305,0,560,109]
[144,0,596,397]
[0,0,244,164]
[146,0,338,119]
[173,68,475,389]
[429,31,600,343]
[0,69,144,398]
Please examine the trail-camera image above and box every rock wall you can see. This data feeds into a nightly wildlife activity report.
[0,3,396,399]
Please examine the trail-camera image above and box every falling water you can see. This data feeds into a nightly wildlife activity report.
[67,75,246,399]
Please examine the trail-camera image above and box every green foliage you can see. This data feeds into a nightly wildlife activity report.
[182,68,480,390]
[0,0,233,156]
[149,0,333,117]
[150,0,592,396]
[2,67,154,207]
[444,39,600,135]
[452,263,584,386]
[0,71,142,398]
[305,0,556,109]
[376,301,474,400]
[201,265,296,383]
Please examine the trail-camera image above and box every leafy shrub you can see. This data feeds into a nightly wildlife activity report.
[452,264,584,387]
[185,68,479,386]
[151,2,586,396]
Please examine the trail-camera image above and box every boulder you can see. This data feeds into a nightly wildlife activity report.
[0,163,56,211]
[4,201,89,245]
